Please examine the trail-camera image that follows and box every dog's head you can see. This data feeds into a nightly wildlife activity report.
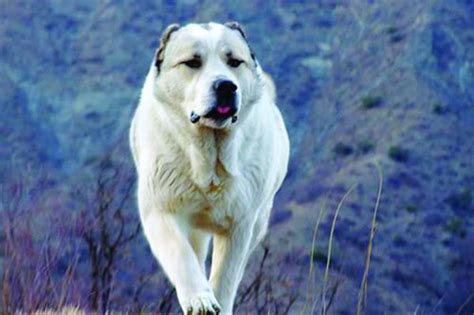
[152,22,263,129]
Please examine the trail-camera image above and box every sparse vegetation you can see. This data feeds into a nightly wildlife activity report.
[392,235,407,247]
[78,155,140,313]
[357,139,376,154]
[360,95,383,109]
[333,143,354,156]
[385,26,404,42]
[234,244,299,314]
[385,26,398,34]
[445,217,466,238]
[312,250,329,264]
[0,156,144,314]
[388,146,409,162]
[433,103,448,115]
[446,188,472,212]
[405,204,418,213]
[390,33,404,43]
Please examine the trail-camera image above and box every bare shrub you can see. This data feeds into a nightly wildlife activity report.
[73,154,140,313]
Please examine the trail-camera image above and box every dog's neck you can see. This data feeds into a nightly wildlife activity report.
[187,126,239,189]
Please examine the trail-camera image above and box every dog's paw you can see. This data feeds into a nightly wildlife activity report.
[182,292,221,315]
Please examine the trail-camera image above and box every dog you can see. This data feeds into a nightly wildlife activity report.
[129,21,289,314]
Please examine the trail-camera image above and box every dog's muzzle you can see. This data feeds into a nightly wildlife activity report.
[189,79,238,124]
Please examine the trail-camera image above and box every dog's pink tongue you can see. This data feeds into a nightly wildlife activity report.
[217,106,231,114]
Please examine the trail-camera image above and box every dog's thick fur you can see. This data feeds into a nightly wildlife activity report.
[129,22,289,314]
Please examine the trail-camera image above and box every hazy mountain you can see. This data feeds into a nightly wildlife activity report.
[1,0,473,313]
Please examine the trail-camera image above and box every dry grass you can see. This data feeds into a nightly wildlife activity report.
[302,160,384,315]
[301,197,327,315]
[357,161,383,315]
[6,163,386,315]
[321,183,358,315]
[33,306,85,315]
[455,292,474,315]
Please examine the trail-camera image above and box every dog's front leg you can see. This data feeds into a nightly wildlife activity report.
[209,221,254,314]
[142,212,220,314]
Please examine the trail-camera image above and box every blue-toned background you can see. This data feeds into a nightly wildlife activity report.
[1,0,473,314]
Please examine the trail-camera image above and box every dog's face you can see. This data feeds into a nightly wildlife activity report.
[153,22,262,129]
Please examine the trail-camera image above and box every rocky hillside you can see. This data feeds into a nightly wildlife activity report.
[1,0,473,313]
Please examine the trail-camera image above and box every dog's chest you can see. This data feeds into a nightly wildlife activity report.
[188,157,243,232]
[155,132,251,232]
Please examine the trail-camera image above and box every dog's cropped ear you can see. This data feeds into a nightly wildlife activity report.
[154,23,180,71]
[225,21,248,40]
[225,21,256,63]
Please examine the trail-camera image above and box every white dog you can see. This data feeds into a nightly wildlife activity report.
[129,22,289,315]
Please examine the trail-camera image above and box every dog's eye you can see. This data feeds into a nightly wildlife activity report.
[182,59,202,69]
[227,58,243,68]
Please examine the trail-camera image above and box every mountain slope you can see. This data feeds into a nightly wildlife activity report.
[0,0,473,313]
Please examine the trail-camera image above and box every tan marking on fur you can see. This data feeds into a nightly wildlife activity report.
[191,210,233,235]
[208,181,219,193]
[216,159,227,178]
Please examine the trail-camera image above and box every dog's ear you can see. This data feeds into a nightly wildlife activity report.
[225,21,256,63]
[154,23,180,71]
[225,21,248,40]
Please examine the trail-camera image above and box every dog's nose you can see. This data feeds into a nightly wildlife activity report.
[213,79,237,95]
